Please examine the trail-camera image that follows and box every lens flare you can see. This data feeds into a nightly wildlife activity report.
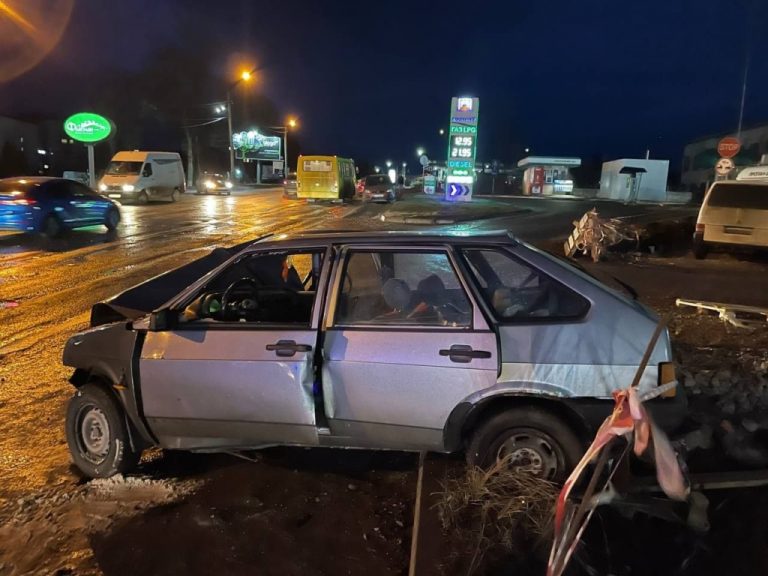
[0,0,74,82]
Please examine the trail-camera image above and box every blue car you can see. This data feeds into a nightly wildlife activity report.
[0,177,120,237]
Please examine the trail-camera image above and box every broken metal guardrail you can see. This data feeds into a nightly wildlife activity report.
[676,298,768,330]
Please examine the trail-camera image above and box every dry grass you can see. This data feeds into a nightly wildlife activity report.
[436,457,559,575]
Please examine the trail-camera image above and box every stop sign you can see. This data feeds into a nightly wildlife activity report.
[717,136,741,159]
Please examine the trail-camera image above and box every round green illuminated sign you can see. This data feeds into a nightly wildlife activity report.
[63,112,113,143]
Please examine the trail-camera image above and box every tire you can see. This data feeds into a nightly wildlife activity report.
[41,214,62,238]
[137,191,149,205]
[466,406,583,482]
[65,383,141,478]
[104,208,120,231]
[693,236,708,259]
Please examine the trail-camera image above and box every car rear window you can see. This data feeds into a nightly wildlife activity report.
[303,160,332,172]
[0,180,37,194]
[366,175,389,186]
[707,184,768,210]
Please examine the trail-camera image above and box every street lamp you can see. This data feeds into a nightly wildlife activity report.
[374,166,381,173]
[439,129,445,136]
[282,117,299,173]
[227,67,257,179]
[416,147,425,157]
[386,160,392,168]
[524,147,530,154]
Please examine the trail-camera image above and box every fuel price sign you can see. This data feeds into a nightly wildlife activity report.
[445,97,479,201]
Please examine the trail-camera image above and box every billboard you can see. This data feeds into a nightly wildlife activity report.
[233,129,281,161]
[446,96,479,201]
[63,112,113,143]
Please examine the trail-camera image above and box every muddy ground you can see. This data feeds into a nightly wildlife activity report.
[3,195,768,575]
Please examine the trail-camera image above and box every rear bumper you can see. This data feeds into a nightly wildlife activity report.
[0,211,35,232]
[700,228,768,248]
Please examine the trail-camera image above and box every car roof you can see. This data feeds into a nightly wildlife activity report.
[712,180,768,187]
[248,229,518,249]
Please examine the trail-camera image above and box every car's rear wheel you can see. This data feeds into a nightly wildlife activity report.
[137,191,149,205]
[693,236,708,259]
[466,406,583,482]
[41,214,62,238]
[65,383,141,478]
[105,208,120,231]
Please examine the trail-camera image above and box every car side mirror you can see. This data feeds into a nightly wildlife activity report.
[148,309,171,331]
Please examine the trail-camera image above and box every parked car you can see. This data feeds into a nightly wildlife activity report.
[283,172,298,198]
[694,180,768,258]
[0,177,120,237]
[196,172,233,195]
[360,174,399,203]
[98,151,185,204]
[63,230,684,480]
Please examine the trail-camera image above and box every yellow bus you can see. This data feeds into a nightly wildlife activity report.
[297,155,356,201]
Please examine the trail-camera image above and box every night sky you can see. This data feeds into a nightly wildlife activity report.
[2,0,768,168]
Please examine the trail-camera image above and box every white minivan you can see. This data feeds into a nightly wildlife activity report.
[99,151,186,204]
[694,180,768,258]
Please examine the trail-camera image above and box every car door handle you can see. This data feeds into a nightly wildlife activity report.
[439,345,492,363]
[266,340,313,357]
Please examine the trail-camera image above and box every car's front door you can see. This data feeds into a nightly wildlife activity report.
[139,248,329,450]
[321,246,498,451]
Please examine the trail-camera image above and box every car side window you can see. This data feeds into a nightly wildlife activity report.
[41,181,70,199]
[142,163,153,177]
[462,248,589,321]
[179,250,323,326]
[335,250,472,327]
[67,182,95,198]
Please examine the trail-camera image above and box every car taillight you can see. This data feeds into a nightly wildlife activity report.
[695,223,705,233]
[0,198,36,206]
[658,362,677,398]
[283,180,287,185]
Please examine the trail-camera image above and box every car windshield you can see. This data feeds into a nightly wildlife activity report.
[708,183,768,210]
[106,161,142,175]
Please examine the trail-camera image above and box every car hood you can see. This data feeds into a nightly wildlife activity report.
[89,239,254,326]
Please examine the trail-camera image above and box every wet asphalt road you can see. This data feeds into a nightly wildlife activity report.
[0,188,359,504]
[0,188,695,506]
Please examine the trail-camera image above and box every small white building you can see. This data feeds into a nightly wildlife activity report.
[598,159,669,202]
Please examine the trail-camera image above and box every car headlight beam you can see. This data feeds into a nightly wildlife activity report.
[122,184,135,192]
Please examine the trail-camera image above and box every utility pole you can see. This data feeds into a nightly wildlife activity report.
[227,88,234,179]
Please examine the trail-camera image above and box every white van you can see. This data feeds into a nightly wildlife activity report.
[694,180,768,258]
[99,151,185,204]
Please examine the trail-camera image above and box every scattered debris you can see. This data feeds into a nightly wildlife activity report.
[564,209,640,262]
[676,298,768,330]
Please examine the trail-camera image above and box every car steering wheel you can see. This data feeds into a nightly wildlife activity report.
[221,278,260,319]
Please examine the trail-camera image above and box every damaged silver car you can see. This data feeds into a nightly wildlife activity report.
[63,230,685,480]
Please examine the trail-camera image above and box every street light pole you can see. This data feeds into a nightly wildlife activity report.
[227,88,234,179]
[226,68,256,181]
